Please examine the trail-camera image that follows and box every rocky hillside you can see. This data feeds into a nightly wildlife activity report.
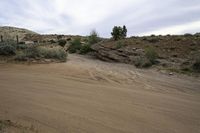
[92,34,200,73]
[0,26,38,41]
[0,26,87,43]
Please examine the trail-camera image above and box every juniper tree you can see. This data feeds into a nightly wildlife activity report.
[111,25,127,40]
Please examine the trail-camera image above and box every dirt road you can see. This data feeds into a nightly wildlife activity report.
[0,54,200,133]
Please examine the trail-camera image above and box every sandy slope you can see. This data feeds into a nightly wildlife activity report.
[0,54,200,133]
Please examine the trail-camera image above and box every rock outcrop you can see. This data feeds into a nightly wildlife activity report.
[91,40,145,64]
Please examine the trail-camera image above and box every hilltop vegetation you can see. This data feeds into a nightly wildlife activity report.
[0,26,38,42]
[0,41,67,63]
[0,26,200,74]
[92,33,200,74]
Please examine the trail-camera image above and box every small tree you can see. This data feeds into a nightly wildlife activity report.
[88,30,100,45]
[111,26,121,40]
[111,25,127,40]
[122,25,127,38]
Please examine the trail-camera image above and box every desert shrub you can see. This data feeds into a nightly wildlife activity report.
[68,47,77,53]
[147,37,159,43]
[57,35,64,40]
[0,40,17,46]
[145,47,158,64]
[80,44,93,54]
[116,41,123,49]
[35,47,67,61]
[88,30,101,45]
[18,41,25,44]
[193,59,200,72]
[49,49,66,61]
[0,120,12,131]
[14,52,28,61]
[0,44,16,56]
[16,44,28,50]
[166,34,171,37]
[67,38,72,41]
[0,120,4,131]
[50,40,56,44]
[134,57,152,68]
[174,37,182,41]
[68,38,82,53]
[180,67,193,74]
[58,39,66,47]
[142,37,147,41]
[194,33,200,37]
[184,33,193,37]
[25,46,39,58]
[14,46,67,61]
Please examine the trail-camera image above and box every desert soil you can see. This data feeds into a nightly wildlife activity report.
[0,54,200,133]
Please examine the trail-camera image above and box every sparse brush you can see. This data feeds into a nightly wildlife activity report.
[58,39,67,47]
[35,46,67,61]
[116,41,123,49]
[16,44,28,50]
[0,43,16,56]
[14,52,28,61]
[68,38,82,53]
[193,58,200,72]
[134,57,152,68]
[145,47,158,64]
[21,46,67,61]
[88,30,101,45]
[146,37,159,43]
[80,44,93,54]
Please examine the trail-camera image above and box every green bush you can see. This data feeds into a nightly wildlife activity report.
[0,120,13,132]
[194,33,200,37]
[58,39,66,47]
[134,47,158,68]
[50,40,56,44]
[0,44,16,56]
[0,40,67,62]
[18,41,25,44]
[25,46,39,58]
[14,52,28,61]
[88,30,101,45]
[116,41,123,49]
[146,37,159,43]
[80,44,93,54]
[134,57,152,68]
[68,38,82,53]
[193,59,200,72]
[16,44,28,50]
[145,47,158,64]
[24,46,67,61]
[184,33,193,37]
[35,47,67,61]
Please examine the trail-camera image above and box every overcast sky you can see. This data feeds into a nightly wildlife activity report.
[0,0,200,37]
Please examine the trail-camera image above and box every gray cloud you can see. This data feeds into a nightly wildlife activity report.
[0,0,200,37]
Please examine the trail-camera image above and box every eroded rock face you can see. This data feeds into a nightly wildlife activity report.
[91,41,145,64]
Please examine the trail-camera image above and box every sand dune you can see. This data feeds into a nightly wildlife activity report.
[0,54,200,133]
